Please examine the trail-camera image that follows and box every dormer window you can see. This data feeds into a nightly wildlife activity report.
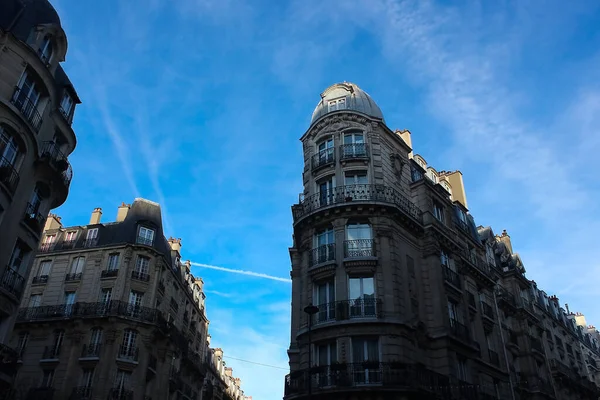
[137,227,155,246]
[38,36,53,64]
[328,98,346,112]
[59,92,74,121]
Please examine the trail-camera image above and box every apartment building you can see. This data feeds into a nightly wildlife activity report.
[0,0,80,394]
[284,82,600,400]
[8,199,249,400]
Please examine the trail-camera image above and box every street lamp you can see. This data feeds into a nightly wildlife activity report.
[304,304,319,399]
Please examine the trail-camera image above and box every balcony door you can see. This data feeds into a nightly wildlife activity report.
[128,291,143,317]
[352,337,379,384]
[15,71,41,109]
[343,132,365,158]
[0,128,19,165]
[315,341,337,387]
[317,138,334,164]
[64,292,76,315]
[314,229,334,265]
[314,280,335,323]
[348,277,375,317]
[317,176,335,207]
[345,223,372,257]
[114,369,132,395]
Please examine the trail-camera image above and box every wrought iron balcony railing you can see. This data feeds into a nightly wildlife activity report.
[309,244,335,266]
[293,184,422,223]
[65,272,82,281]
[24,202,46,233]
[108,388,134,400]
[117,345,139,362]
[312,298,383,325]
[344,239,375,258]
[1,266,25,299]
[442,266,461,288]
[131,270,150,282]
[136,236,153,246]
[32,275,49,285]
[81,343,101,358]
[0,155,20,194]
[11,87,42,131]
[285,362,452,397]
[311,148,335,171]
[41,345,61,360]
[39,242,55,253]
[83,238,98,248]
[61,240,76,250]
[339,143,369,160]
[101,269,118,278]
[497,287,516,308]
[70,386,92,400]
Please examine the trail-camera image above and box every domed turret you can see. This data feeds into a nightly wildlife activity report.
[310,82,384,125]
[0,0,62,42]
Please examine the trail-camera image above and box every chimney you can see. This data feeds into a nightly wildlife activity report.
[116,202,130,222]
[214,348,223,359]
[225,367,233,377]
[235,377,241,387]
[395,129,413,157]
[44,213,62,231]
[89,208,102,225]
[497,229,513,254]
[444,171,468,209]
[168,237,182,253]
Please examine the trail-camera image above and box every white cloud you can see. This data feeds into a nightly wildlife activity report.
[191,262,292,283]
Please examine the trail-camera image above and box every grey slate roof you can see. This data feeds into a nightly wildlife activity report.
[0,0,61,42]
[310,82,385,126]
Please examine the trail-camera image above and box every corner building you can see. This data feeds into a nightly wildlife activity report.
[0,0,80,395]
[284,83,600,400]
[9,199,249,400]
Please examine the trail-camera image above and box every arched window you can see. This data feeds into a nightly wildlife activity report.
[38,35,53,64]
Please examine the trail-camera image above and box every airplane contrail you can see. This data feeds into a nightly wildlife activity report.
[190,262,292,284]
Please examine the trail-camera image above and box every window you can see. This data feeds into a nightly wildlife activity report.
[41,369,55,388]
[17,332,28,357]
[433,202,444,222]
[344,171,368,185]
[65,231,77,242]
[85,228,98,246]
[440,250,451,268]
[29,186,42,212]
[349,276,376,317]
[317,175,335,206]
[43,234,56,245]
[90,328,103,346]
[427,169,437,183]
[38,35,53,63]
[312,228,335,265]
[80,368,95,389]
[51,330,64,356]
[59,92,74,119]
[99,288,112,304]
[314,280,335,322]
[37,261,51,278]
[411,166,423,182]
[128,290,144,317]
[316,138,334,166]
[448,301,463,323]
[345,223,373,257]
[67,257,84,280]
[456,356,468,381]
[134,256,150,274]
[64,291,76,315]
[28,294,42,307]
[8,239,29,274]
[315,341,337,381]
[121,329,138,358]
[0,126,19,165]
[441,181,452,194]
[327,98,346,112]
[114,369,132,391]
[107,254,119,271]
[137,227,155,245]
[342,132,366,158]
[15,70,41,108]
[351,337,379,384]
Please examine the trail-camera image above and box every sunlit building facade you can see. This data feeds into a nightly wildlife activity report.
[284,82,600,400]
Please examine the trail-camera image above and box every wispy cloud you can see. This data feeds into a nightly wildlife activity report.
[190,262,291,283]
[204,290,233,298]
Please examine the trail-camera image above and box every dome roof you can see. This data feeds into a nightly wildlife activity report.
[311,82,384,125]
[0,0,62,42]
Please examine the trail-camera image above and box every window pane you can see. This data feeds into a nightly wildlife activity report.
[362,278,374,296]
[349,278,361,299]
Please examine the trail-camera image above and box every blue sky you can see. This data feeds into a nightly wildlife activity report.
[49,0,600,398]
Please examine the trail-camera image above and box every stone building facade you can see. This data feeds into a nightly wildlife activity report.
[0,1,80,394]
[8,199,249,400]
[284,82,600,400]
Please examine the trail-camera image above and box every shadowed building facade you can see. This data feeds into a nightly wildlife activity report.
[284,82,600,400]
[8,199,250,400]
[0,0,80,395]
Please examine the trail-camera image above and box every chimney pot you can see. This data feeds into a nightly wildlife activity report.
[116,202,130,222]
[89,207,102,225]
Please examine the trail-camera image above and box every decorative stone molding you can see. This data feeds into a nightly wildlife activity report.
[308,264,336,281]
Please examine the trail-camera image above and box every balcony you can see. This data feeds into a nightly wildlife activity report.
[442,266,461,289]
[309,244,336,267]
[24,202,46,234]
[60,240,77,250]
[0,155,20,194]
[39,242,55,253]
[136,236,153,246]
[496,287,517,311]
[70,386,92,400]
[313,298,383,325]
[82,238,98,248]
[117,345,139,363]
[41,345,61,360]
[131,270,150,282]
[80,343,101,358]
[11,88,42,131]
[339,143,369,161]
[40,142,73,191]
[1,266,25,299]
[488,349,500,367]
[32,275,49,285]
[108,388,134,400]
[311,148,335,171]
[517,298,538,321]
[293,184,422,224]
[65,272,83,281]
[285,362,452,397]
[344,239,375,258]
[17,301,160,324]
[101,269,118,278]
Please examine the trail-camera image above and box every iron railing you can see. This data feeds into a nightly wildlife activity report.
[108,388,134,400]
[117,345,138,362]
[136,236,153,246]
[81,343,101,358]
[312,298,383,325]
[83,238,98,248]
[309,244,336,266]
[285,362,454,397]
[32,275,49,285]
[344,239,375,258]
[24,202,46,233]
[61,240,77,250]
[488,349,500,366]
[0,155,20,194]
[101,269,118,278]
[293,184,421,223]
[442,266,461,288]
[41,345,61,359]
[17,301,160,324]
[131,270,150,282]
[311,148,335,170]
[11,87,42,131]
[65,272,83,281]
[39,242,55,252]
[1,266,25,298]
[70,386,92,400]
[497,287,516,308]
[339,143,369,160]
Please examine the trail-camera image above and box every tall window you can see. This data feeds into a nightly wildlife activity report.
[342,132,366,158]
[327,98,346,112]
[42,234,56,246]
[28,294,42,307]
[41,369,55,388]
[120,329,138,359]
[15,70,41,107]
[107,254,119,270]
[64,291,76,315]
[448,301,463,324]
[315,341,337,386]
[128,291,144,317]
[17,332,28,357]
[456,356,468,381]
[433,202,444,222]
[352,337,379,384]
[68,257,85,279]
[349,277,375,317]
[440,251,456,271]
[59,92,74,118]
[29,186,42,212]
[137,227,155,245]
[37,261,52,278]
[345,223,373,257]
[80,368,95,390]
[317,175,335,206]
[411,166,423,182]
[38,35,53,63]
[85,228,98,246]
[8,240,29,274]
[314,280,335,323]
[312,228,334,265]
[114,369,132,393]
[52,330,65,355]
[99,288,112,304]
[134,256,150,275]
[0,126,19,165]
